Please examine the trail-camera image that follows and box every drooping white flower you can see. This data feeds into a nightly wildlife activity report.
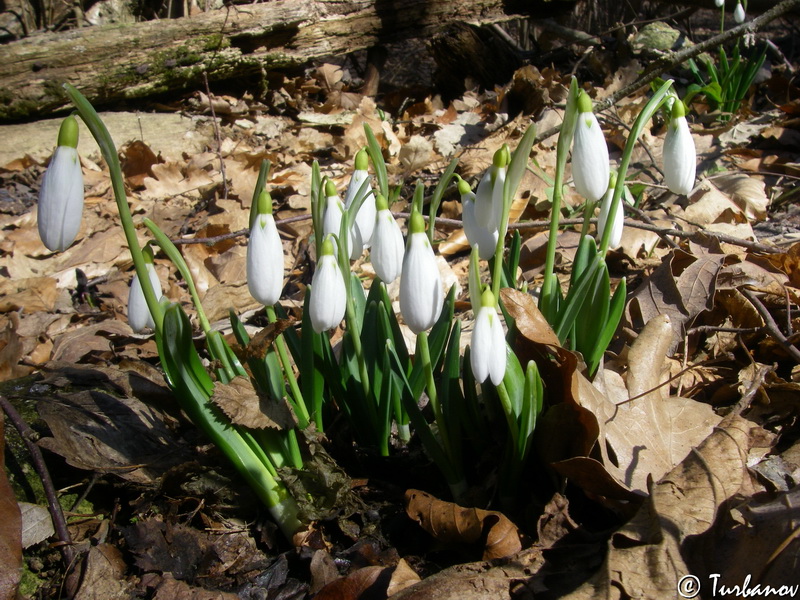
[247,190,284,306]
[572,91,610,202]
[399,211,443,334]
[715,0,724,7]
[459,176,498,260]
[322,179,349,255]
[470,288,506,385]
[734,2,745,22]
[343,149,376,260]
[38,115,84,252]
[662,100,697,196]
[309,237,347,333]
[128,257,163,333]
[597,185,624,249]
[474,146,509,230]
[370,194,404,283]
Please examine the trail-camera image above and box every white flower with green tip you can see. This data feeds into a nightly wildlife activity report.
[470,288,506,385]
[370,194,404,283]
[38,115,84,252]
[572,91,610,202]
[343,149,376,260]
[247,190,284,306]
[399,210,443,334]
[662,100,697,196]
[309,237,347,333]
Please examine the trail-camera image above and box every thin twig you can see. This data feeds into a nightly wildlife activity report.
[0,395,76,567]
[202,71,228,200]
[741,288,800,363]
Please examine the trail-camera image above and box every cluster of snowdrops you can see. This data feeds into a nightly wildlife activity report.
[37,79,695,539]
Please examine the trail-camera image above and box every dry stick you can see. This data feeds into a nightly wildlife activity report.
[730,363,774,416]
[171,212,785,255]
[0,395,77,568]
[535,0,800,145]
[741,287,800,363]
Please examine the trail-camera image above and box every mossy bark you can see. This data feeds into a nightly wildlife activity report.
[0,0,531,121]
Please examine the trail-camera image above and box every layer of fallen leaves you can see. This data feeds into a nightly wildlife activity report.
[1,17,800,600]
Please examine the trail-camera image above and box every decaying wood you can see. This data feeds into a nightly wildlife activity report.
[0,0,531,120]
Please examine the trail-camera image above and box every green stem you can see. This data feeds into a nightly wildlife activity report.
[345,299,371,399]
[495,381,520,452]
[598,80,673,256]
[266,305,309,428]
[64,84,163,331]
[417,331,453,464]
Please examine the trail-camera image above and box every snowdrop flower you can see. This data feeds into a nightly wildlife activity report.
[572,91,610,202]
[399,210,443,334]
[322,179,349,255]
[370,194,404,283]
[597,177,624,249]
[309,237,347,333]
[247,190,284,306]
[470,287,506,385]
[715,0,724,7]
[458,176,498,260]
[734,2,745,22]
[343,149,376,260]
[474,145,509,230]
[128,249,163,333]
[662,100,697,196]
[38,115,84,252]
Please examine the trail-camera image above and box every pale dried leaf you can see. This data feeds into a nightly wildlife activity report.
[211,376,296,430]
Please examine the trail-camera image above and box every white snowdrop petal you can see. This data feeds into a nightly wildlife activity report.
[597,189,624,248]
[309,255,347,333]
[470,307,493,384]
[488,313,507,385]
[462,195,499,260]
[663,116,697,196]
[128,263,162,333]
[399,232,443,334]
[344,169,376,258]
[38,146,84,252]
[247,214,284,306]
[572,112,610,202]
[371,209,405,283]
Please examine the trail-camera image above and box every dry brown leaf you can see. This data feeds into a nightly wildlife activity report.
[599,315,722,492]
[313,565,387,600]
[210,376,296,430]
[51,320,133,363]
[404,489,523,560]
[0,276,59,313]
[562,414,755,599]
[74,544,132,600]
[0,313,31,381]
[625,248,725,347]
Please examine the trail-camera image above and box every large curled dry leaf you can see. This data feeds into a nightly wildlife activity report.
[404,489,523,560]
[210,376,296,430]
[562,414,756,599]
[0,419,22,600]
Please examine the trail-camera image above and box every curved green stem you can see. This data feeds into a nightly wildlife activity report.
[599,80,674,255]
[266,305,309,428]
[64,84,163,331]
[417,331,452,463]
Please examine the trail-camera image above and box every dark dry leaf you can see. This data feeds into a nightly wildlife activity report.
[74,544,132,600]
[211,376,296,430]
[313,565,390,600]
[404,489,523,561]
[36,387,192,484]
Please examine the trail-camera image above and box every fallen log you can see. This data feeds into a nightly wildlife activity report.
[0,0,533,121]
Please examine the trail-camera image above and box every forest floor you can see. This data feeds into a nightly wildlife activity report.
[1,3,800,599]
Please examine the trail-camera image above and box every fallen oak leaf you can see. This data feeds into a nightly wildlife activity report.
[404,489,524,560]
[211,376,296,430]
